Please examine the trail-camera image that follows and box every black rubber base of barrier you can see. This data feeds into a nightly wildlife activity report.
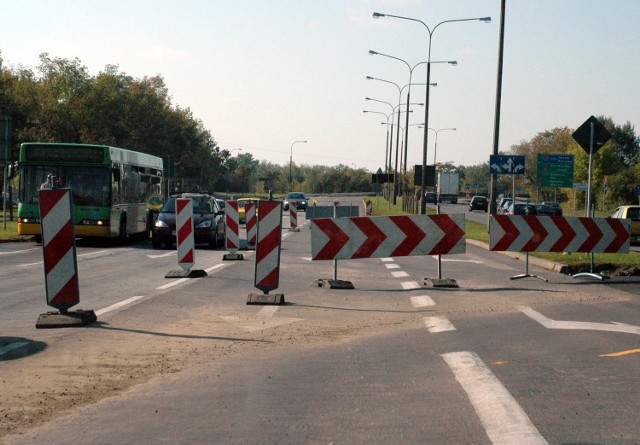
[165,269,208,278]
[314,279,355,289]
[424,278,459,288]
[288,227,300,232]
[243,245,256,251]
[247,293,285,305]
[223,253,244,261]
[36,309,97,329]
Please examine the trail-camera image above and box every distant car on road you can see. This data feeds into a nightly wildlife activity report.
[424,192,437,204]
[498,198,512,214]
[469,195,488,212]
[610,205,640,245]
[152,193,225,249]
[533,203,552,215]
[507,202,537,215]
[541,201,563,216]
[283,192,308,211]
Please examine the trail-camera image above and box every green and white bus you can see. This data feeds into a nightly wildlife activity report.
[17,142,164,242]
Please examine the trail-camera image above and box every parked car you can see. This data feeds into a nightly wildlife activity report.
[498,198,512,214]
[533,203,552,215]
[469,195,488,212]
[215,198,226,210]
[541,201,563,216]
[507,202,538,215]
[424,192,437,204]
[610,205,640,245]
[283,192,308,211]
[237,197,261,223]
[152,193,225,249]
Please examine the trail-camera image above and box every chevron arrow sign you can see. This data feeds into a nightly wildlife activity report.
[311,214,465,261]
[490,215,630,253]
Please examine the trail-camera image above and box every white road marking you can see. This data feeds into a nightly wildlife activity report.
[258,306,279,317]
[300,257,313,261]
[391,271,409,278]
[156,278,190,290]
[441,351,547,445]
[431,256,485,264]
[95,296,144,316]
[384,263,400,269]
[0,248,39,255]
[401,281,422,290]
[0,342,29,356]
[147,251,177,258]
[423,316,456,332]
[204,263,228,274]
[411,296,435,307]
[520,306,640,335]
[380,257,394,262]
[17,249,111,267]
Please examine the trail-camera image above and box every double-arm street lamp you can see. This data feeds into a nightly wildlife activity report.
[369,50,455,188]
[429,127,456,165]
[373,12,491,214]
[289,140,307,192]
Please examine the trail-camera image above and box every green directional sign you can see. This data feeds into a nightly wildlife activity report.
[536,154,574,188]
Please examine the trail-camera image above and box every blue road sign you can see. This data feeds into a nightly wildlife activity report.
[489,155,526,175]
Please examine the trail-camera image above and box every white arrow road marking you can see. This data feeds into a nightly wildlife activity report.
[519,306,640,335]
[424,316,456,332]
[442,351,548,445]
[0,342,30,357]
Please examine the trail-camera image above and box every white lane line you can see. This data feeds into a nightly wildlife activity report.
[156,278,190,290]
[258,306,279,317]
[95,296,144,316]
[17,249,110,267]
[204,263,228,274]
[147,251,177,259]
[0,342,30,356]
[441,351,547,445]
[391,271,409,278]
[401,281,421,290]
[430,256,484,264]
[384,263,400,269]
[423,316,456,332]
[0,248,39,255]
[380,257,394,262]
[411,296,435,307]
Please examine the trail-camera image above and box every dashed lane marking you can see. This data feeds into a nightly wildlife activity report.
[391,271,409,278]
[401,281,422,290]
[95,296,144,316]
[441,351,547,445]
[380,257,394,262]
[411,296,435,307]
[423,316,456,333]
[384,263,400,269]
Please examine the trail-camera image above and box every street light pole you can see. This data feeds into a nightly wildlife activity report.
[373,12,491,214]
[429,127,456,165]
[289,140,307,192]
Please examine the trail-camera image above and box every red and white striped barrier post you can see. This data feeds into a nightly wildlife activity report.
[288,206,299,232]
[36,189,96,328]
[165,198,206,278]
[248,200,284,304]
[245,202,257,249]
[224,200,243,260]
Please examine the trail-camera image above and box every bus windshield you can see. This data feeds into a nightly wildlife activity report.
[21,165,110,207]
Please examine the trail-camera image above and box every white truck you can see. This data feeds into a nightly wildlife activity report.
[437,172,459,204]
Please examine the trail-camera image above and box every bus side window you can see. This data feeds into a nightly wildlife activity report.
[112,163,123,204]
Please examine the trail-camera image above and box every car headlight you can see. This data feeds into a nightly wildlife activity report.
[301,201,306,205]
[196,220,212,228]
[155,220,168,228]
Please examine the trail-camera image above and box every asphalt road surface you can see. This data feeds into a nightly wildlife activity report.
[1,197,639,444]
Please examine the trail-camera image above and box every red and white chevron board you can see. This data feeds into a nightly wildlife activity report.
[311,214,466,261]
[225,200,239,254]
[289,207,298,230]
[490,215,630,253]
[38,189,79,311]
[254,200,283,293]
[176,198,195,271]
[245,202,257,245]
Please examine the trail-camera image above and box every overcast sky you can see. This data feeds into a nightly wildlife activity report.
[2,0,639,172]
